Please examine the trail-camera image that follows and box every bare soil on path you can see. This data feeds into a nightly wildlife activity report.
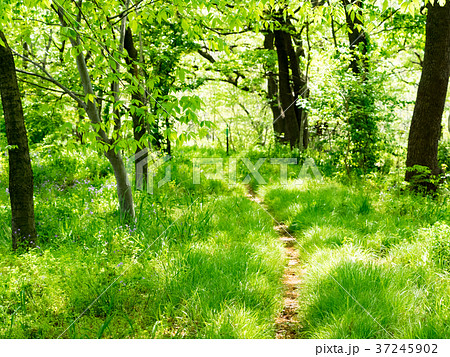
[246,187,303,339]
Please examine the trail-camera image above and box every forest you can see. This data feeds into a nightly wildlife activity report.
[0,0,450,339]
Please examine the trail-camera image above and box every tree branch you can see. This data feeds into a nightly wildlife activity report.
[15,69,86,108]
[12,48,85,107]
[197,48,216,63]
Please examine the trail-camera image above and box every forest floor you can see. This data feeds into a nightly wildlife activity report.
[1,145,450,338]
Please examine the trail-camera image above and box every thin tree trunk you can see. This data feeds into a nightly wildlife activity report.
[105,149,135,217]
[56,5,135,218]
[0,31,37,250]
[327,0,339,50]
[405,1,450,190]
[111,0,129,132]
[342,0,368,74]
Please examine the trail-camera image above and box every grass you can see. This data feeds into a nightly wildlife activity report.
[0,145,285,338]
[260,179,450,338]
[2,142,450,339]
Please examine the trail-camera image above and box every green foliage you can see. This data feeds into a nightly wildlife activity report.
[422,222,450,272]
[308,61,403,178]
[31,143,110,187]
[406,164,442,193]
[23,102,63,144]
[438,139,450,172]
[344,76,380,174]
[1,0,449,341]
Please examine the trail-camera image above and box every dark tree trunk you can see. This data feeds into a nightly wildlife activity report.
[124,27,148,189]
[274,29,300,148]
[285,30,309,149]
[0,31,37,250]
[342,0,368,74]
[270,13,309,149]
[165,116,171,155]
[263,32,283,137]
[405,1,450,190]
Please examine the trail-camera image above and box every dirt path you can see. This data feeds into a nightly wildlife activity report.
[246,186,302,339]
[273,223,302,338]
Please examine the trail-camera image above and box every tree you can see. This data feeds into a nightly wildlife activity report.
[53,3,135,219]
[274,19,309,149]
[259,6,311,149]
[405,0,450,191]
[263,31,283,137]
[0,31,37,250]
[124,26,149,187]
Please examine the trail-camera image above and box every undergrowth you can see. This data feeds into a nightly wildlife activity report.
[0,145,284,338]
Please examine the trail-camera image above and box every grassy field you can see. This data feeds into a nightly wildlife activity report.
[0,145,285,338]
[261,179,450,338]
[1,143,450,338]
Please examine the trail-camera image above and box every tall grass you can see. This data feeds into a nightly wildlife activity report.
[0,146,285,338]
[261,179,450,338]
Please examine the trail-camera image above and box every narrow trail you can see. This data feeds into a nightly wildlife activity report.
[246,186,302,339]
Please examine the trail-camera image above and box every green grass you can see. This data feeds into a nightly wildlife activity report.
[260,179,450,338]
[2,142,450,339]
[0,146,285,338]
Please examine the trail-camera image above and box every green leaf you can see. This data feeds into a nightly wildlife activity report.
[129,19,138,33]
[181,18,189,32]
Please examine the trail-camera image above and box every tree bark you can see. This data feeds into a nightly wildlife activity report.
[285,30,309,149]
[274,29,300,148]
[0,31,37,250]
[269,12,309,149]
[405,1,450,190]
[263,32,283,137]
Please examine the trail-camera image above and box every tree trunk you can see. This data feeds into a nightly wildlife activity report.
[74,44,135,218]
[270,13,309,149]
[405,1,450,190]
[56,6,135,219]
[263,32,283,138]
[274,29,300,148]
[124,27,148,188]
[285,29,309,149]
[105,149,135,218]
[0,31,37,250]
